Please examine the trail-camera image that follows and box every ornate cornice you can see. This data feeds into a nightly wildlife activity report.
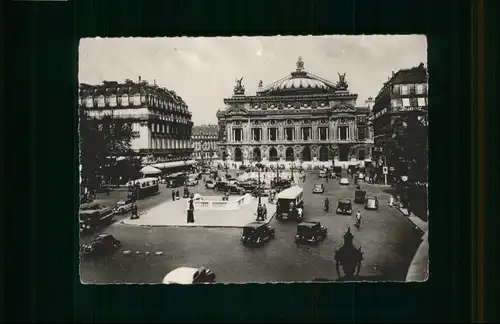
[223,92,357,104]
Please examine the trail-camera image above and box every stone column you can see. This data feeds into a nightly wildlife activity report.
[312,125,318,141]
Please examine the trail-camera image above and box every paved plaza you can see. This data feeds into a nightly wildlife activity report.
[80,170,425,283]
[122,193,277,228]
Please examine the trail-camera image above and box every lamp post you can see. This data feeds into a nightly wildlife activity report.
[255,159,265,221]
[200,140,205,170]
[290,163,295,183]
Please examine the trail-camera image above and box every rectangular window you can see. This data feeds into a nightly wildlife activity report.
[392,84,400,94]
[402,98,411,107]
[417,97,426,107]
[285,128,294,141]
[358,127,366,141]
[401,85,409,95]
[416,84,425,94]
[358,150,366,161]
[391,98,402,109]
[269,128,278,141]
[252,128,261,141]
[409,97,418,107]
[338,126,349,140]
[301,127,311,140]
[319,127,328,140]
[121,95,129,106]
[234,129,242,141]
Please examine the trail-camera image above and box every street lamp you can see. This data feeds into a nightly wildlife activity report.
[200,140,205,169]
[290,163,295,183]
[255,159,265,221]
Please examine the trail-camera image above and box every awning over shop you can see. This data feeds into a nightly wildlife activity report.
[139,165,162,175]
[150,160,198,170]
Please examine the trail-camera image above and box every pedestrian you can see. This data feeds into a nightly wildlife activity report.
[176,190,180,200]
[187,196,195,223]
[172,190,176,202]
[355,210,362,228]
[131,202,139,220]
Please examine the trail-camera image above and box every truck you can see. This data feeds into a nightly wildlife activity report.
[79,202,115,233]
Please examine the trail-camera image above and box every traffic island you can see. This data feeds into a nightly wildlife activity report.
[122,194,276,228]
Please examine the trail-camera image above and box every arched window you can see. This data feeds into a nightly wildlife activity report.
[269,147,278,161]
[319,146,329,161]
[86,96,93,108]
[253,148,261,162]
[234,147,243,162]
[285,147,294,161]
[121,94,129,106]
[109,95,117,107]
[97,95,105,107]
[302,146,312,161]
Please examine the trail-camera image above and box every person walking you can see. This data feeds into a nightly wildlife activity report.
[171,190,176,202]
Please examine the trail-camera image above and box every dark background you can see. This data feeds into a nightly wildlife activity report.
[3,0,496,322]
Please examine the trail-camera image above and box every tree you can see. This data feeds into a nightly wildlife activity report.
[79,106,134,186]
[377,113,428,182]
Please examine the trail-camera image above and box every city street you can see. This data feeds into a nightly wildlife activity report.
[80,171,423,283]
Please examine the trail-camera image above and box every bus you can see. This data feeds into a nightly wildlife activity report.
[128,177,159,200]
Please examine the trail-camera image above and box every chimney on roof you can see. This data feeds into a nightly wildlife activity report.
[154,79,156,85]
[418,62,425,68]
[138,76,142,82]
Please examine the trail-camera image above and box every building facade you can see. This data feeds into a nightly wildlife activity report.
[192,125,219,164]
[216,57,373,168]
[79,77,194,166]
[372,63,428,167]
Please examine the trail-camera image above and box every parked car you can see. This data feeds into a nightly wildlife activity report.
[162,266,216,285]
[364,196,379,210]
[336,199,353,215]
[80,233,121,256]
[205,179,215,189]
[339,177,350,185]
[312,184,325,194]
[354,189,367,204]
[241,222,275,246]
[215,181,245,195]
[240,180,258,192]
[318,170,327,178]
[295,221,327,244]
[114,199,134,214]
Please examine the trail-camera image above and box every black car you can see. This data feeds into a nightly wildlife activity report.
[295,221,327,244]
[241,222,276,246]
[273,179,291,192]
[336,199,353,215]
[80,233,121,256]
[240,180,258,192]
[354,189,366,204]
[215,181,245,195]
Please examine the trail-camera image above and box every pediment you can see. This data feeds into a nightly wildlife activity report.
[331,103,356,112]
[226,107,249,116]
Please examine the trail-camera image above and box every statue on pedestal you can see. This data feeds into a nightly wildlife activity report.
[234,77,245,95]
[336,73,349,91]
[334,227,363,280]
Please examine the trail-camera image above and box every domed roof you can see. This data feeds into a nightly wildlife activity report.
[257,57,338,96]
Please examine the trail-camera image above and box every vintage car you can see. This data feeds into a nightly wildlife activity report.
[114,199,134,214]
[79,203,115,233]
[272,179,292,192]
[295,221,327,244]
[365,196,379,210]
[318,170,327,178]
[339,177,350,185]
[336,199,353,215]
[354,189,367,204]
[80,233,121,256]
[241,222,276,246]
[215,182,245,195]
[162,266,216,285]
[185,178,199,186]
[358,172,365,180]
[205,179,216,189]
[276,186,304,221]
[332,166,343,178]
[240,180,258,192]
[312,184,325,194]
[252,184,271,197]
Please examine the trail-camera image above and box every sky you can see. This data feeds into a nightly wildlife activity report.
[79,35,427,125]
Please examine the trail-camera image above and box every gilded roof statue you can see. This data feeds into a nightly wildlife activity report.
[296,56,305,71]
[337,72,348,90]
[258,80,263,88]
[233,77,245,94]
